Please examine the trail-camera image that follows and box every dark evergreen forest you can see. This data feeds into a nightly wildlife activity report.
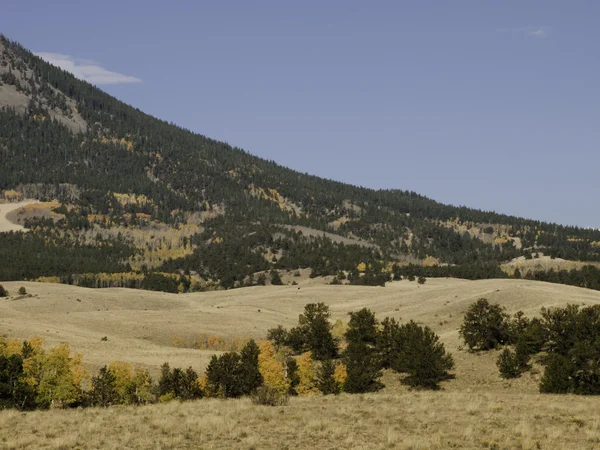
[1,35,599,291]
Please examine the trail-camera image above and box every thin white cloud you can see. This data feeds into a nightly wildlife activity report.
[528,28,547,38]
[498,26,549,39]
[35,52,142,85]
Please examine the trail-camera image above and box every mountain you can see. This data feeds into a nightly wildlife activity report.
[1,34,600,291]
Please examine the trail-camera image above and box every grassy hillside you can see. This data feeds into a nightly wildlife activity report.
[3,279,600,449]
[1,34,600,291]
[4,391,600,449]
[3,278,600,392]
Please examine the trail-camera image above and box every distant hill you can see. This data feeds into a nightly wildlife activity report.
[2,34,600,290]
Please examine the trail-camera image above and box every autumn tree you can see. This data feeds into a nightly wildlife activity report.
[257,340,290,395]
[295,352,319,396]
[107,361,153,405]
[23,343,88,408]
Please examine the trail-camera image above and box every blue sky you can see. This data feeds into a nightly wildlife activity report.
[2,1,599,227]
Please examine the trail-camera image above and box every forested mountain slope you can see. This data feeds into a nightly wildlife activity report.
[1,34,600,291]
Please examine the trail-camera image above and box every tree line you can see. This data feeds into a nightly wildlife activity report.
[460,298,600,394]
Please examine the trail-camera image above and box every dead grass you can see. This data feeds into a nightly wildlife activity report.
[2,391,600,449]
[2,279,600,448]
[502,254,600,275]
[2,278,600,385]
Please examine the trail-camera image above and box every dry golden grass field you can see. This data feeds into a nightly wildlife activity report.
[2,278,600,449]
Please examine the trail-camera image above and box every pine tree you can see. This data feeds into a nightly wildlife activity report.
[239,340,263,395]
[343,307,382,393]
[539,354,573,394]
[0,354,35,410]
[270,269,283,285]
[343,341,382,393]
[377,317,401,369]
[460,298,511,350]
[89,366,118,407]
[317,358,340,395]
[205,352,243,398]
[392,321,454,389]
[292,303,338,360]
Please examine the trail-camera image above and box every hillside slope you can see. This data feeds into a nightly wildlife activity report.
[2,278,600,394]
[1,34,600,290]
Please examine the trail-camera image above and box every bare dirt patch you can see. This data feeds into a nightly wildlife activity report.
[0,199,39,232]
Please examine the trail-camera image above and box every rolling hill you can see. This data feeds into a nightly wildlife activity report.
[2,279,600,449]
[2,277,600,393]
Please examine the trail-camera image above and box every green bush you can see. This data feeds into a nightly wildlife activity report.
[539,304,600,394]
[460,298,510,351]
[392,321,454,389]
[539,354,573,394]
[497,348,522,379]
[0,285,8,297]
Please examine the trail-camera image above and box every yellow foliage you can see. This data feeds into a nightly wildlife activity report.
[247,184,300,214]
[23,343,89,408]
[295,352,320,397]
[108,361,134,395]
[258,341,290,395]
[422,255,441,267]
[107,361,153,404]
[113,192,151,207]
[333,362,347,388]
[0,337,23,356]
[172,333,249,352]
[33,276,61,283]
[331,319,347,341]
[198,375,208,392]
[357,262,367,273]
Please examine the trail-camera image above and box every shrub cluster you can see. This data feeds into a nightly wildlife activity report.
[1,302,455,412]
[269,303,454,393]
[460,298,600,395]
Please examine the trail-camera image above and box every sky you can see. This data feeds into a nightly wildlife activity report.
[2,1,599,227]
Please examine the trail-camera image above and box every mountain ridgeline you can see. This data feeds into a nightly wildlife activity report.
[1,34,600,291]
